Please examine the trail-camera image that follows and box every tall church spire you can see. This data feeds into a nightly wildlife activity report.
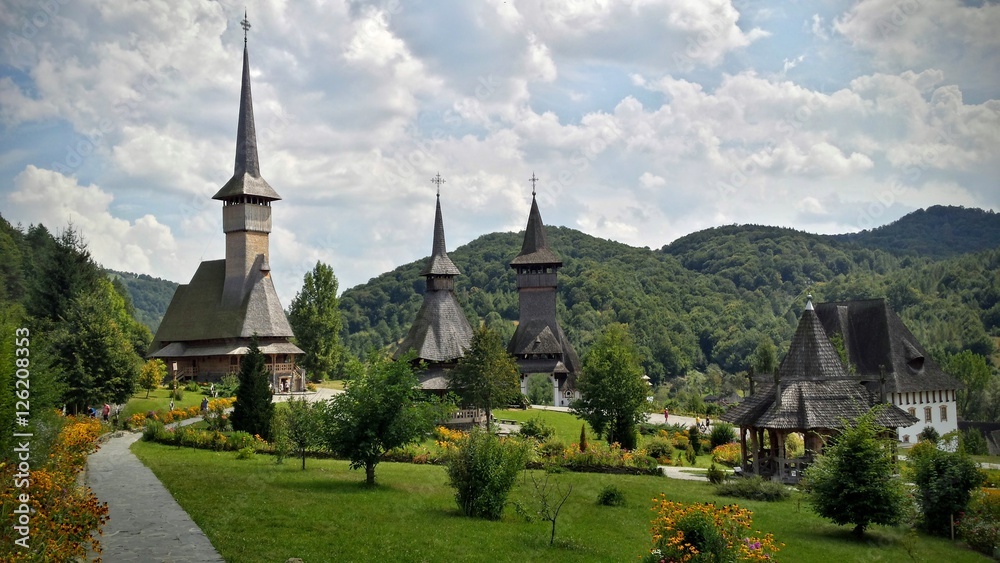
[213,13,281,201]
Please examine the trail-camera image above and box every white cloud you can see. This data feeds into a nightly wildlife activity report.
[7,165,181,277]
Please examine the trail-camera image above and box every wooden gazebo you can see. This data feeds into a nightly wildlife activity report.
[722,298,917,484]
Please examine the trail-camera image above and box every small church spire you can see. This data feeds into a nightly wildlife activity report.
[241,10,251,45]
[420,175,460,277]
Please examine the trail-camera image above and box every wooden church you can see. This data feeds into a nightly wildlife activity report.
[148,21,306,393]
[507,183,581,407]
[393,180,477,422]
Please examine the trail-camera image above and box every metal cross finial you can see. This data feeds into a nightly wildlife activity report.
[431,172,445,196]
[241,11,251,45]
[529,172,538,196]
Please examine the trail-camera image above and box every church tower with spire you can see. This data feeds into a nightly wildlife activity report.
[508,175,580,407]
[148,14,305,392]
[395,175,474,396]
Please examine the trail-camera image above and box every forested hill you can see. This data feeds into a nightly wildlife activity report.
[831,205,1000,258]
[105,270,179,332]
[340,206,999,383]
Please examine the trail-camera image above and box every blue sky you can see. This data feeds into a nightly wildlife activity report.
[1,0,997,305]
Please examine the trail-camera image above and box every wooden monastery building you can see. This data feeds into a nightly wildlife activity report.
[722,297,917,484]
[148,27,306,393]
[813,299,962,442]
[507,185,581,407]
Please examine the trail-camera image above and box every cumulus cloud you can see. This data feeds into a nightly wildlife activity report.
[7,165,181,277]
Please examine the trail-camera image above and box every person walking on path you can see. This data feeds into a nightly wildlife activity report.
[200,397,209,413]
[102,403,111,422]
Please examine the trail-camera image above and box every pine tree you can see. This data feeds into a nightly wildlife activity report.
[231,335,274,440]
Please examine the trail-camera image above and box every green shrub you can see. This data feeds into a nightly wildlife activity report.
[685,444,696,465]
[235,446,255,460]
[518,415,555,441]
[446,429,530,520]
[687,425,702,455]
[596,484,626,507]
[715,476,790,502]
[229,431,255,451]
[538,439,565,458]
[957,489,1000,557]
[919,426,939,443]
[645,437,673,461]
[962,428,989,456]
[910,443,985,535]
[709,422,736,450]
[170,387,184,401]
[638,422,669,436]
[706,463,727,484]
[184,380,202,393]
[142,420,165,442]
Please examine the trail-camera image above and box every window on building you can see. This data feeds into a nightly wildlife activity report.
[903,435,910,443]
[940,405,947,422]
[908,407,916,418]
[924,407,932,422]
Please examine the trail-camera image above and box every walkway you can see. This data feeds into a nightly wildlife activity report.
[86,420,225,563]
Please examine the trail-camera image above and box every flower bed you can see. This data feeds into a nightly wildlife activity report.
[127,397,235,429]
[641,496,782,562]
[0,416,109,562]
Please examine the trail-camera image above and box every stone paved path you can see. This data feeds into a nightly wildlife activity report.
[87,428,225,562]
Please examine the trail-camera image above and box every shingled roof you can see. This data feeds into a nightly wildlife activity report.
[420,194,461,276]
[813,299,962,393]
[777,300,851,382]
[394,290,474,363]
[148,260,298,355]
[724,381,918,430]
[508,320,581,381]
[395,192,473,363]
[722,298,917,430]
[510,194,562,266]
[212,44,281,202]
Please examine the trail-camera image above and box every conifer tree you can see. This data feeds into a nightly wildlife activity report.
[231,335,274,440]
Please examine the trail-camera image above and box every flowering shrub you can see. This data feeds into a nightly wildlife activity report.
[0,416,109,562]
[712,443,742,468]
[127,397,235,429]
[642,496,782,562]
[537,441,659,475]
[957,488,1000,557]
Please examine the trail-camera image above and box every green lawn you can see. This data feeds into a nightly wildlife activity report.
[494,408,718,468]
[123,387,209,418]
[131,441,990,563]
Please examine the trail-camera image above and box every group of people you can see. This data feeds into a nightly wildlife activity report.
[661,407,713,432]
[86,403,115,422]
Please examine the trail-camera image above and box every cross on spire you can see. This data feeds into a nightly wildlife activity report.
[431,172,445,196]
[529,172,538,196]
[241,11,251,45]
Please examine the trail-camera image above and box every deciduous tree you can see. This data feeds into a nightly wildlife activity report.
[139,359,166,398]
[448,325,521,426]
[571,323,648,449]
[321,352,451,485]
[804,407,909,538]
